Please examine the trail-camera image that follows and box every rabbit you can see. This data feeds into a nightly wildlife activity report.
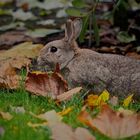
[37,19,140,97]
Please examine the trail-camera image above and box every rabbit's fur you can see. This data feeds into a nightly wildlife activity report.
[37,19,140,96]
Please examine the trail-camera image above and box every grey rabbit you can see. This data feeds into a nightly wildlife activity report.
[37,19,140,97]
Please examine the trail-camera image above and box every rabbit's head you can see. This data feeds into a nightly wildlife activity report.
[37,19,82,71]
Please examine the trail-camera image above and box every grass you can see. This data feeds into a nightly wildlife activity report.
[0,70,140,140]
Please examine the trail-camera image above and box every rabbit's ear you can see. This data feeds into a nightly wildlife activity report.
[64,19,82,43]
[73,18,82,39]
[64,19,74,43]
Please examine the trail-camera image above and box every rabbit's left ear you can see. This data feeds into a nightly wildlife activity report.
[64,19,82,43]
[73,18,82,39]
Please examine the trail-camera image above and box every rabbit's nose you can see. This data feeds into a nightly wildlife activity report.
[37,56,43,65]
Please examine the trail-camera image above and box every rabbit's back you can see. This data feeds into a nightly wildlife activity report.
[65,49,140,96]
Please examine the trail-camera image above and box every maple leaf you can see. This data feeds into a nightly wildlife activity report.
[0,57,31,89]
[25,71,68,98]
[78,105,140,139]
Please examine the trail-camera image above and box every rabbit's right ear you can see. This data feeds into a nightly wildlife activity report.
[64,19,82,44]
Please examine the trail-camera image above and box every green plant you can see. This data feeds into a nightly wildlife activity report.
[66,0,100,47]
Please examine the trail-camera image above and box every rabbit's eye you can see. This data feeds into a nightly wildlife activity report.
[50,46,57,53]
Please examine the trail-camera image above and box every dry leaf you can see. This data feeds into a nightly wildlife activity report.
[0,42,43,60]
[57,87,82,101]
[78,105,140,139]
[86,90,109,107]
[0,111,13,120]
[0,31,33,49]
[58,107,73,116]
[86,94,99,107]
[49,122,96,140]
[75,127,96,140]
[27,122,48,128]
[0,57,30,89]
[123,94,133,107]
[118,107,134,116]
[36,110,62,125]
[109,96,118,106]
[25,71,68,98]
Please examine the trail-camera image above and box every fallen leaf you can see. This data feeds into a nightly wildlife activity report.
[0,31,32,49]
[37,110,62,125]
[58,107,73,116]
[75,127,96,140]
[26,28,61,38]
[86,90,109,107]
[109,96,118,106]
[0,42,43,60]
[49,122,96,140]
[78,105,140,139]
[27,122,48,128]
[12,9,36,21]
[25,71,68,98]
[96,90,110,105]
[0,57,30,89]
[57,87,82,101]
[123,94,133,107]
[118,107,134,116]
[0,111,13,120]
[126,52,140,60]
[86,94,99,107]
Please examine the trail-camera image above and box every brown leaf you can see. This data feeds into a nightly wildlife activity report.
[78,105,140,139]
[0,57,31,89]
[75,127,96,140]
[50,122,96,140]
[0,42,43,61]
[25,71,68,98]
[57,87,82,102]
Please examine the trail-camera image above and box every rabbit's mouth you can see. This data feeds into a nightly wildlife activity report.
[37,59,56,72]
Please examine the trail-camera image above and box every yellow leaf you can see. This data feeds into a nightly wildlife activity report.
[58,107,73,116]
[86,94,99,106]
[96,90,110,105]
[86,90,110,107]
[123,94,133,107]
